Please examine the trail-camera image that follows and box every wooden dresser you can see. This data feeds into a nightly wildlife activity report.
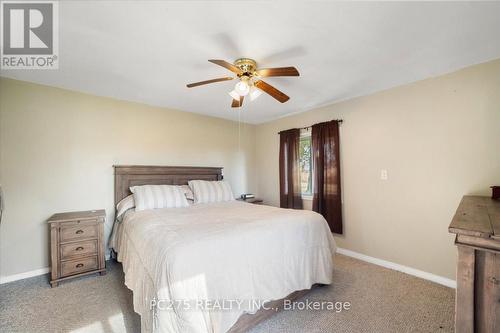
[449,196,500,333]
[48,210,106,287]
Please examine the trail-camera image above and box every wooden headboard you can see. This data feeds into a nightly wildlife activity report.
[113,165,223,205]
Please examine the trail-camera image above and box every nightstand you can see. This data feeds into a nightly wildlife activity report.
[236,198,264,205]
[48,210,106,287]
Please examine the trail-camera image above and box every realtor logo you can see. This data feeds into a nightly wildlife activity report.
[1,0,58,69]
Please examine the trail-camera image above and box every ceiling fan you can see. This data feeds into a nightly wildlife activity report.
[186,58,299,108]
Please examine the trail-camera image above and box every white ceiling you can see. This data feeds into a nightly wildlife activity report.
[2,1,500,124]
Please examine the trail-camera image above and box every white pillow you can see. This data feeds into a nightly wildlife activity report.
[116,194,135,220]
[130,185,189,211]
[188,180,235,204]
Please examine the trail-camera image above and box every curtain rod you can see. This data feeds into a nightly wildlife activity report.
[278,119,343,134]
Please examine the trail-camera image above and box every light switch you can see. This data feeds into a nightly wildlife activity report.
[380,169,388,180]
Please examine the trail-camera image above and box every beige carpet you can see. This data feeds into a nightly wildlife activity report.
[0,254,454,333]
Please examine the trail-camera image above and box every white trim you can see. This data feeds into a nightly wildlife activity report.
[299,128,311,137]
[336,247,456,289]
[0,254,112,284]
[0,267,50,285]
[1,250,455,288]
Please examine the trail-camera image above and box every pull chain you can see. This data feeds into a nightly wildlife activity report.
[238,107,241,151]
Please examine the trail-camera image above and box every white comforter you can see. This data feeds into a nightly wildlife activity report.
[114,201,336,333]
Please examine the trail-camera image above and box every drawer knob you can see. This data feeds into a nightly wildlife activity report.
[75,230,84,234]
[75,246,84,251]
[76,263,84,268]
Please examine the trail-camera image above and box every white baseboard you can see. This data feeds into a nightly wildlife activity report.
[336,247,456,289]
[0,254,112,285]
[1,250,455,288]
[0,267,50,284]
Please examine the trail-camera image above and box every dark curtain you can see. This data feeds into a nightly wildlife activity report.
[279,128,303,209]
[311,120,342,234]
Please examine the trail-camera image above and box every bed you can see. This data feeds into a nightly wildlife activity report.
[110,165,337,333]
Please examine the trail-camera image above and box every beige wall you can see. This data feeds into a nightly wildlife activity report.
[255,59,500,280]
[0,78,256,278]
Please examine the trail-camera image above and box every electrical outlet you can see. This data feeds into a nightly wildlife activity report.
[380,169,388,181]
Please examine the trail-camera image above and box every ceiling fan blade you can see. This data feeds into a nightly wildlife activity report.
[186,77,233,88]
[231,95,244,108]
[208,59,243,75]
[256,66,300,77]
[254,80,290,103]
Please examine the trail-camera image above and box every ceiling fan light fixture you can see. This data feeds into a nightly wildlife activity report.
[186,58,299,107]
[235,81,250,96]
[249,87,262,101]
[228,90,240,101]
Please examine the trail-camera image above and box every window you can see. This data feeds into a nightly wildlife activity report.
[299,132,312,197]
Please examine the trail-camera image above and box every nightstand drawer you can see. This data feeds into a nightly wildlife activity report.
[61,256,98,277]
[60,224,97,242]
[60,240,97,260]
